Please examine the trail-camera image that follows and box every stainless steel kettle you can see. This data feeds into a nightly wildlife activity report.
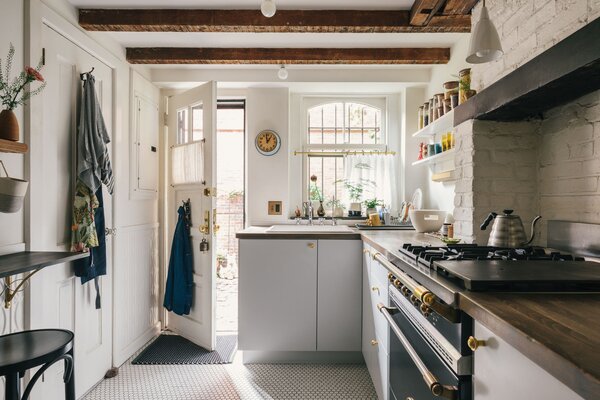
[480,209,542,248]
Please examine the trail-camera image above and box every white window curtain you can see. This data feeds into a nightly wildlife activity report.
[171,141,204,185]
[343,154,398,212]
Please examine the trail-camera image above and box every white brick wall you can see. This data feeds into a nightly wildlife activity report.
[452,1,600,245]
[538,89,600,244]
[471,0,599,91]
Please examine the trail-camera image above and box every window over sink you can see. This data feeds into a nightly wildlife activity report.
[300,97,398,216]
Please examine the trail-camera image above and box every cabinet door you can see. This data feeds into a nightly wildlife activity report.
[317,240,362,351]
[473,322,583,400]
[239,239,317,351]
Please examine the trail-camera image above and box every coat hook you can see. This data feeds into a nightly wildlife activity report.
[80,67,95,81]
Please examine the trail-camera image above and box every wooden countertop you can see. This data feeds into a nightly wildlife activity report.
[359,231,600,400]
[460,292,600,400]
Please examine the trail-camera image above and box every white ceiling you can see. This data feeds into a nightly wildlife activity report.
[69,0,466,84]
[110,32,466,49]
[69,0,415,10]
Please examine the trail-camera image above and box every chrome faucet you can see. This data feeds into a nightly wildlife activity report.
[307,202,313,225]
[331,196,338,226]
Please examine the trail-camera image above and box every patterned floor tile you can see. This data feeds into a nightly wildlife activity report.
[83,344,377,400]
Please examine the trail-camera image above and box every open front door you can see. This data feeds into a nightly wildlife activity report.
[166,81,217,350]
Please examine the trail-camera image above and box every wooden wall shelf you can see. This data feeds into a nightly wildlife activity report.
[0,139,28,154]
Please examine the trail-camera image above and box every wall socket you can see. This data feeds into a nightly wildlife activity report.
[268,201,282,215]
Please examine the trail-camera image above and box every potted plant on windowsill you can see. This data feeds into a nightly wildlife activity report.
[364,198,382,217]
[339,180,363,217]
[0,43,46,141]
[325,198,346,218]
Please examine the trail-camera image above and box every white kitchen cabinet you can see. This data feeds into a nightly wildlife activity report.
[239,239,318,351]
[473,321,584,400]
[317,240,362,351]
[362,243,389,400]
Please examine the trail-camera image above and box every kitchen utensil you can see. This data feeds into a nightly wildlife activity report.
[409,209,446,233]
[480,209,542,247]
[411,188,423,210]
[399,201,412,223]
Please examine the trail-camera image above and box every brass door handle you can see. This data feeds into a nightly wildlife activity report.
[467,336,486,351]
[308,243,316,249]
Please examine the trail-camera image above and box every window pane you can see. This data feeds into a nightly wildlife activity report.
[308,157,323,200]
[192,103,203,141]
[177,109,188,144]
[322,103,338,144]
[308,106,323,145]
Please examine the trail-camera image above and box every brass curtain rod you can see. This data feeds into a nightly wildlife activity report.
[293,150,396,156]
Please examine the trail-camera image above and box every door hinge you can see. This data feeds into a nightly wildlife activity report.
[42,48,45,66]
[204,187,217,197]
[163,112,168,127]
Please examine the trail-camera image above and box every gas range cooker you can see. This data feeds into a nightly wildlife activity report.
[395,243,600,292]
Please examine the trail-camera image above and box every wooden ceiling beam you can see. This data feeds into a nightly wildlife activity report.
[410,0,478,26]
[125,47,451,65]
[79,9,471,33]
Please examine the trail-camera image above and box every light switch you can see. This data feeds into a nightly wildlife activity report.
[268,201,282,215]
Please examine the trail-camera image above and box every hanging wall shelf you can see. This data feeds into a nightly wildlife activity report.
[0,139,28,154]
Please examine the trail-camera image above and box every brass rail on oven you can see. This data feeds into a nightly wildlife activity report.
[379,304,459,400]
[372,252,459,323]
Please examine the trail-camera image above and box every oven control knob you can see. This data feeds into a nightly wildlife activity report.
[401,286,410,297]
[388,273,395,282]
[393,279,403,288]
[410,295,420,306]
[420,304,431,317]
[467,336,487,351]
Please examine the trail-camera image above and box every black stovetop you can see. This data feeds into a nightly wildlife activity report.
[398,243,600,292]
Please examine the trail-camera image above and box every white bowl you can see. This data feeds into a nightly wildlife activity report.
[409,209,446,233]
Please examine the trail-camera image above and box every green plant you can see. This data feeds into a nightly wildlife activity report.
[339,180,363,202]
[325,198,346,209]
[216,253,227,263]
[0,43,46,111]
[309,183,323,201]
[228,190,244,200]
[364,198,382,209]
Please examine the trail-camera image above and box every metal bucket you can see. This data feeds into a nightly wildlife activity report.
[0,160,28,213]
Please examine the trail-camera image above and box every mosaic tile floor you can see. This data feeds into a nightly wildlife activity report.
[83,347,377,400]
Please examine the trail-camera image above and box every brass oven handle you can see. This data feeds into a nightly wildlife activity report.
[378,304,458,400]
[373,252,436,306]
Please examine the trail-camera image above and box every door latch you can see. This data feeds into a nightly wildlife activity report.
[204,187,217,197]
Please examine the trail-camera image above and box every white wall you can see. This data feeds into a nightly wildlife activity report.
[406,36,470,213]
[0,0,27,344]
[246,87,290,226]
[0,0,26,253]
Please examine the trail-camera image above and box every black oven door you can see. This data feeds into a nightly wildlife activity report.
[382,298,472,400]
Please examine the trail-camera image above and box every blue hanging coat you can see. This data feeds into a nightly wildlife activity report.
[163,206,194,315]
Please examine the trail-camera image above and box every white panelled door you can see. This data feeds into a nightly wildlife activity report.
[167,82,217,350]
[28,25,113,399]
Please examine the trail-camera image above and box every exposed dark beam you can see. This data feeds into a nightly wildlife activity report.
[444,0,479,15]
[410,0,447,26]
[79,9,471,33]
[125,47,451,65]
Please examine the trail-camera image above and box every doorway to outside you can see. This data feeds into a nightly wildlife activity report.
[216,99,245,335]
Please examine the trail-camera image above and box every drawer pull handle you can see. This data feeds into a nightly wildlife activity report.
[308,243,315,249]
[371,286,380,295]
[370,339,378,346]
[467,336,486,351]
[379,304,459,400]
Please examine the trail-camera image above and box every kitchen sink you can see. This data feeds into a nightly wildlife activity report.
[266,225,355,233]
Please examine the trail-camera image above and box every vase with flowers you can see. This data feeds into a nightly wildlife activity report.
[0,43,46,141]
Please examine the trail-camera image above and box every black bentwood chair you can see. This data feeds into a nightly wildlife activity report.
[0,329,75,400]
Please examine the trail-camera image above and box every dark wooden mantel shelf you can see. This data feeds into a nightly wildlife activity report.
[0,138,28,154]
[0,251,89,279]
[454,17,600,125]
